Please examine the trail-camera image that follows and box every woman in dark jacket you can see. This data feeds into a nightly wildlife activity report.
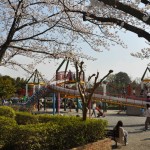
[114,120,128,145]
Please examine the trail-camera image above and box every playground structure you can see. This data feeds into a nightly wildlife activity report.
[141,66,150,96]
[25,69,46,97]
[24,69,46,111]
[22,62,150,115]
[23,59,85,113]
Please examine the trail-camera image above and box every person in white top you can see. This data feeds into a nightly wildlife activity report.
[91,101,97,118]
[144,104,150,131]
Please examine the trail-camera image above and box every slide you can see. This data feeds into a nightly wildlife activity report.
[48,84,150,108]
[23,83,150,109]
[24,86,51,106]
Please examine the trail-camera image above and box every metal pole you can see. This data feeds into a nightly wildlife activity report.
[33,85,35,93]
[53,93,56,115]
[103,83,107,112]
[57,93,60,114]
[38,84,41,111]
[44,98,46,111]
[25,84,28,97]
[76,98,79,113]
[89,100,91,118]
[64,98,67,111]
[37,91,40,111]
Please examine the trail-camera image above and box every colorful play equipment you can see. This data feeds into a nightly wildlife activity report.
[48,63,150,114]
[24,69,46,111]
[55,58,85,113]
[141,66,150,92]
[55,58,84,83]
[22,63,150,116]
[22,58,85,114]
[25,69,46,97]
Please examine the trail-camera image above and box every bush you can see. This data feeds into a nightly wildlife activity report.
[38,115,108,148]
[52,118,108,149]
[38,114,81,124]
[2,122,60,150]
[0,106,16,118]
[37,114,53,123]
[10,105,20,111]
[3,115,108,150]
[0,116,17,146]
[15,112,39,125]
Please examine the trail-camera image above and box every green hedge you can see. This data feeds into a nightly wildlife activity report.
[38,114,81,124]
[15,111,39,125]
[10,105,20,111]
[2,122,59,150]
[2,116,108,150]
[15,113,82,125]
[0,116,17,146]
[0,108,108,149]
[0,106,16,118]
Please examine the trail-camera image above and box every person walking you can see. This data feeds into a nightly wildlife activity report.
[91,101,97,118]
[144,104,150,131]
[2,98,5,105]
[67,99,74,112]
[67,70,72,81]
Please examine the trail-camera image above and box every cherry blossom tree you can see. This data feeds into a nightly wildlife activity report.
[1,0,150,73]
[64,0,150,60]
[0,0,125,73]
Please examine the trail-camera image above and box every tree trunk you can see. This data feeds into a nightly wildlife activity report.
[82,103,88,121]
[0,45,7,63]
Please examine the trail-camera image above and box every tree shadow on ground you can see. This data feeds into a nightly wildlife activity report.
[141,138,150,141]
[112,144,122,149]
[108,124,144,128]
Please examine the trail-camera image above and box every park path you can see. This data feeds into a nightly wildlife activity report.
[101,110,150,150]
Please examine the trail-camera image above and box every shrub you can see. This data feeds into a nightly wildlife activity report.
[15,111,39,125]
[3,115,108,150]
[52,118,108,149]
[2,122,60,150]
[38,114,81,124]
[0,106,16,118]
[37,114,53,123]
[38,115,108,148]
[10,105,20,111]
[0,116,17,146]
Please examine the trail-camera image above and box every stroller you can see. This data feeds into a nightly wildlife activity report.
[96,106,105,117]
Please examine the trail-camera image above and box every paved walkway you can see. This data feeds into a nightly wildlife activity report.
[34,109,150,150]
[100,110,150,150]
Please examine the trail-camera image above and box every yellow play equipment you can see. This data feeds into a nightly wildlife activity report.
[141,67,150,83]
[25,69,46,97]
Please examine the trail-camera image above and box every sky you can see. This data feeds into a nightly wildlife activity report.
[0,28,150,82]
